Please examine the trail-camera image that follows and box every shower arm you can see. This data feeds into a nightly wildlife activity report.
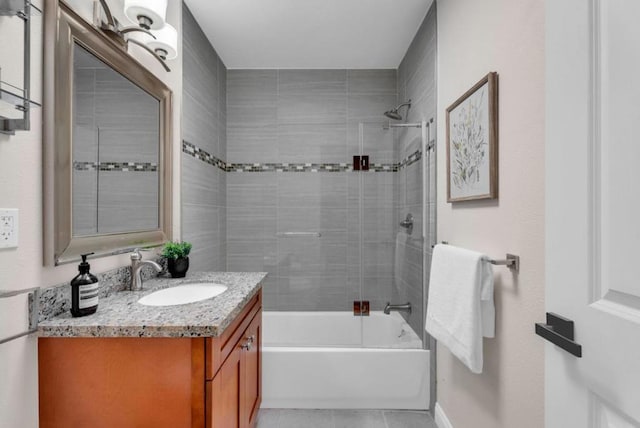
[394,101,411,110]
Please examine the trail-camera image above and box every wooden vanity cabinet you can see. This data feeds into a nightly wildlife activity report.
[207,343,242,427]
[206,310,262,428]
[242,312,262,427]
[38,291,262,428]
[206,298,262,428]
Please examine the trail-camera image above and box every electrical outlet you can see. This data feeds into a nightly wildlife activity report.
[0,209,18,249]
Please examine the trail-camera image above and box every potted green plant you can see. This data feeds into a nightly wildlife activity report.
[161,241,192,278]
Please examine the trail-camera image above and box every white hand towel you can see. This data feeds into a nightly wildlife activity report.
[425,244,495,374]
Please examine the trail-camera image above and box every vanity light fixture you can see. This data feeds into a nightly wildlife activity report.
[124,0,168,30]
[147,23,178,60]
[94,0,177,72]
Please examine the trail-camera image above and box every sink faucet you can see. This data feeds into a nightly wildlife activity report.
[384,302,412,315]
[130,249,163,291]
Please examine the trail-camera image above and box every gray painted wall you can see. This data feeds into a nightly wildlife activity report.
[181,3,227,271]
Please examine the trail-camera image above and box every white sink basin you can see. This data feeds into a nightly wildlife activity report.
[138,283,228,306]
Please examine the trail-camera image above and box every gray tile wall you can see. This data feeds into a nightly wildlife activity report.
[72,45,160,237]
[180,2,436,350]
[227,69,398,312]
[181,3,227,271]
[396,3,437,349]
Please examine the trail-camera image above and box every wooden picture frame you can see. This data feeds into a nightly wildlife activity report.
[446,72,498,202]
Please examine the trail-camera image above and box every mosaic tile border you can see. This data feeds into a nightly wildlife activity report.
[400,150,422,169]
[74,161,158,172]
[182,141,228,172]
[182,140,422,173]
[227,162,353,172]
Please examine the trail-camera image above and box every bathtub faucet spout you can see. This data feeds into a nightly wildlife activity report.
[383,302,412,315]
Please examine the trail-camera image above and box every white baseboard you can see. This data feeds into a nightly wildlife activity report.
[435,402,453,428]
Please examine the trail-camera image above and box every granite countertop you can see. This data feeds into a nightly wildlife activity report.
[38,272,267,338]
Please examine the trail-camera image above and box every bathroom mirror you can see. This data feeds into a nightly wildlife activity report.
[71,44,160,237]
[43,1,172,265]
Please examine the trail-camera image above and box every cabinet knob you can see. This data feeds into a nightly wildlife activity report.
[240,340,253,351]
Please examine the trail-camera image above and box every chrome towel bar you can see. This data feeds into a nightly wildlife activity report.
[276,232,322,238]
[0,286,40,345]
[487,254,520,271]
[431,242,520,272]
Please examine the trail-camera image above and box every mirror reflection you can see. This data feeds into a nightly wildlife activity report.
[72,43,160,237]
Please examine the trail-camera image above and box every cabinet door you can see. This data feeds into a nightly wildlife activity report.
[241,310,262,428]
[207,344,241,428]
[39,338,201,428]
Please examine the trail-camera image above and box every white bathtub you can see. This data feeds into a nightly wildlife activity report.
[261,311,430,410]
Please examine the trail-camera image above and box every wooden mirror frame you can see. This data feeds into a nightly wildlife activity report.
[43,1,172,266]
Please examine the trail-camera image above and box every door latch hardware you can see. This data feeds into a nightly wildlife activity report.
[353,156,361,171]
[361,156,369,171]
[361,300,370,316]
[535,312,582,358]
[353,155,370,171]
[353,300,370,316]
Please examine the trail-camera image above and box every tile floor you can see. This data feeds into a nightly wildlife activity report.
[257,409,437,428]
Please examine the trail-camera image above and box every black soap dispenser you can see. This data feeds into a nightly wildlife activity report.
[70,253,99,317]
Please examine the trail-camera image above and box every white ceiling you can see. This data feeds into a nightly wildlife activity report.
[183,0,434,69]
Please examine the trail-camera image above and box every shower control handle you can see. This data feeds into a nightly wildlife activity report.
[400,214,414,233]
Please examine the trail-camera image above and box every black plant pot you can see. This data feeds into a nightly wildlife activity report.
[168,257,189,278]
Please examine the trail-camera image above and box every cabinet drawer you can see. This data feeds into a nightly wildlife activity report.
[205,290,262,380]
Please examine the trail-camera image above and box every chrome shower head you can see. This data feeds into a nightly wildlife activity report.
[384,110,403,120]
[384,100,411,121]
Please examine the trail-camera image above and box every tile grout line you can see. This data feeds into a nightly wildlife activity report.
[382,410,390,428]
[275,68,281,312]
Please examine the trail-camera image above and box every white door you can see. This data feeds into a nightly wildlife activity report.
[545,0,640,426]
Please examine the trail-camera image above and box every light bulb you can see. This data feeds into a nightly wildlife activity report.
[124,0,168,30]
[147,24,178,60]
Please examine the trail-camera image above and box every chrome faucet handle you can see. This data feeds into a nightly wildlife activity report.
[131,247,155,261]
[129,248,163,291]
[131,248,143,261]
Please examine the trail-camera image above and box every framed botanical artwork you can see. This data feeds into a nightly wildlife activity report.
[446,72,498,202]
